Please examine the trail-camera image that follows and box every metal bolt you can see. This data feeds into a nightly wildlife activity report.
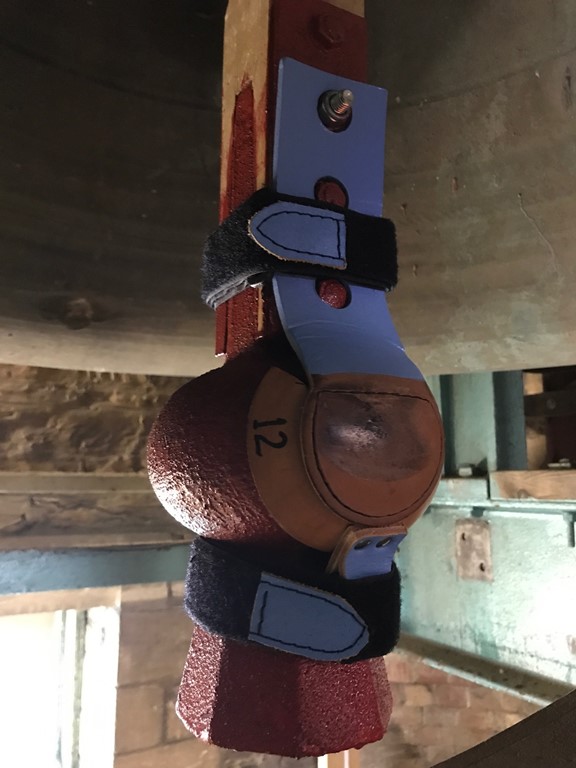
[313,13,345,49]
[548,458,572,469]
[318,89,354,131]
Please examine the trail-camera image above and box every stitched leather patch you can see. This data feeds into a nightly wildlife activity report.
[249,201,347,268]
[248,572,368,661]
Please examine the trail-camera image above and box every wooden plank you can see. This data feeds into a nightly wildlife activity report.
[220,0,364,207]
[217,0,367,356]
[0,587,120,617]
[220,1,271,212]
[490,470,576,501]
[0,472,152,495]
[0,492,192,550]
[318,750,361,768]
[216,0,272,354]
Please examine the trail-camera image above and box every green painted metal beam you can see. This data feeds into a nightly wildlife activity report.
[399,504,576,686]
[0,545,190,594]
[403,369,576,685]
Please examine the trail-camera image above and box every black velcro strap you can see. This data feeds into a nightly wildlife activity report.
[184,537,401,662]
[202,188,398,309]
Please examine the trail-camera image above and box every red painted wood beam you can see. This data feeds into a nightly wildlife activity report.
[216,0,367,358]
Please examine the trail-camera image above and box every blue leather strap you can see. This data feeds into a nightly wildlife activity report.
[273,273,424,379]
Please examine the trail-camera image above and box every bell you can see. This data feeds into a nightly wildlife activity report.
[0,0,574,376]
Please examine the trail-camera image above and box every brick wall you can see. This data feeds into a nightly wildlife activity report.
[360,652,542,768]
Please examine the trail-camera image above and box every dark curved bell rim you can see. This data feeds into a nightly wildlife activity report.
[1,0,575,375]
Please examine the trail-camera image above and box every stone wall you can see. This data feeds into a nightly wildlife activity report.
[0,364,187,473]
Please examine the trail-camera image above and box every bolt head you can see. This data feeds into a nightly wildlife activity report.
[313,13,344,49]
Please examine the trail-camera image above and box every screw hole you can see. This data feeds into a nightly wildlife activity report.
[461,533,467,541]
[376,538,391,549]
[316,278,350,309]
[354,539,370,550]
[479,562,486,572]
[314,177,348,208]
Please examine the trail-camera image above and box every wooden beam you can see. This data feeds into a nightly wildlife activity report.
[0,586,120,617]
[216,0,366,356]
[318,750,361,768]
[215,0,272,354]
[0,472,151,494]
[0,473,192,550]
[490,470,576,501]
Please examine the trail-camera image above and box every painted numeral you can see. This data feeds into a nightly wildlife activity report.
[253,418,288,457]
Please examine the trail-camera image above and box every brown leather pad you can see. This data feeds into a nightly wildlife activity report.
[302,374,444,528]
[248,368,444,551]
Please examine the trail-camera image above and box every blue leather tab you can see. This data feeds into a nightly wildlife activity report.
[248,572,369,661]
[249,202,347,269]
[340,533,407,580]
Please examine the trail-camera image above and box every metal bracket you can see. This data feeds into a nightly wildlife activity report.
[455,518,493,582]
